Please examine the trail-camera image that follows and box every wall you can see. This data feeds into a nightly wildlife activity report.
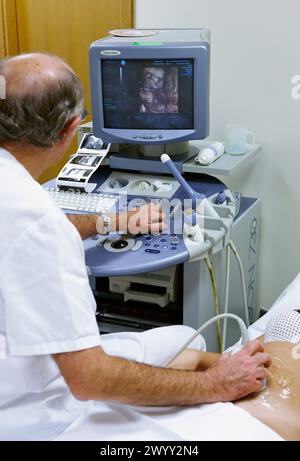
[135,0,300,309]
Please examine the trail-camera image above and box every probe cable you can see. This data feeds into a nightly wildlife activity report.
[163,313,249,367]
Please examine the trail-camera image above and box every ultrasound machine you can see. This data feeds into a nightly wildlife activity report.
[45,29,260,352]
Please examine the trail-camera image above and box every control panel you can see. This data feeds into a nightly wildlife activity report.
[83,162,238,277]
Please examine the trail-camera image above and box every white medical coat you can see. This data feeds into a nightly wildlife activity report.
[0,148,209,442]
[0,148,101,440]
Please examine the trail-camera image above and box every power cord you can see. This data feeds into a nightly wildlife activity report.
[229,240,250,327]
[222,240,249,351]
[222,244,231,352]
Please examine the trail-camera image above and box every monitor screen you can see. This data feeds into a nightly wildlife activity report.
[101,59,194,131]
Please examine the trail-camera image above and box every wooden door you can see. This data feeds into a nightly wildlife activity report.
[2,0,133,181]
[0,0,19,58]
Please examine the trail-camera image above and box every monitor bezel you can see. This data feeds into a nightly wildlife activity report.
[89,44,210,144]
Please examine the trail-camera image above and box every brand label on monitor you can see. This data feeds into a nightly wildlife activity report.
[101,50,121,56]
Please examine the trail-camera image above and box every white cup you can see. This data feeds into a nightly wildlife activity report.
[224,123,256,155]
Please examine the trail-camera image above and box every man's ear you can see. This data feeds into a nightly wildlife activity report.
[59,116,81,147]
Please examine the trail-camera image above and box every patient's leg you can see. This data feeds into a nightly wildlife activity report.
[168,349,220,371]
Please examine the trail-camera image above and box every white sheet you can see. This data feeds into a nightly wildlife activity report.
[56,272,300,442]
[56,401,281,441]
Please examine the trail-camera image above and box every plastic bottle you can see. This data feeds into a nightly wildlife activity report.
[196,142,225,165]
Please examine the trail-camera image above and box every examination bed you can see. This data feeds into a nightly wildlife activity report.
[55,273,300,441]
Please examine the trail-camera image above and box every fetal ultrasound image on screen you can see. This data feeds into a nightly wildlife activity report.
[138,67,178,114]
[102,59,194,130]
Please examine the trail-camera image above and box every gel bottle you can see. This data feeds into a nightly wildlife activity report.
[196,142,225,165]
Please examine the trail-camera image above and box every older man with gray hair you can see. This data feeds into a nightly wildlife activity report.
[0,53,270,441]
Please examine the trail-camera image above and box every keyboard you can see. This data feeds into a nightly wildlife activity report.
[45,187,118,214]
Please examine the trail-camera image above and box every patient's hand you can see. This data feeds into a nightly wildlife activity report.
[206,341,272,402]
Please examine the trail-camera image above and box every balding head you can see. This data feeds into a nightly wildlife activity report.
[0,52,84,148]
[2,53,73,93]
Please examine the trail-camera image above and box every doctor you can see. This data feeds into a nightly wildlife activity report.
[0,53,271,441]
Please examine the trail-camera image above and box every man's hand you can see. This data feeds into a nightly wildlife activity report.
[115,203,167,235]
[69,203,167,239]
[205,341,272,402]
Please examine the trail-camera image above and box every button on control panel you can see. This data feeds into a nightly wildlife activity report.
[140,233,181,254]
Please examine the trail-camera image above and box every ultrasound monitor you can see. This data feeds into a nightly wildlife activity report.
[89,29,210,146]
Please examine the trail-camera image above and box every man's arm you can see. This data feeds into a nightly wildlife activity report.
[67,204,166,240]
[67,213,99,240]
[53,341,271,406]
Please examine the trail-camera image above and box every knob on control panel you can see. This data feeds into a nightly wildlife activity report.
[111,240,129,250]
